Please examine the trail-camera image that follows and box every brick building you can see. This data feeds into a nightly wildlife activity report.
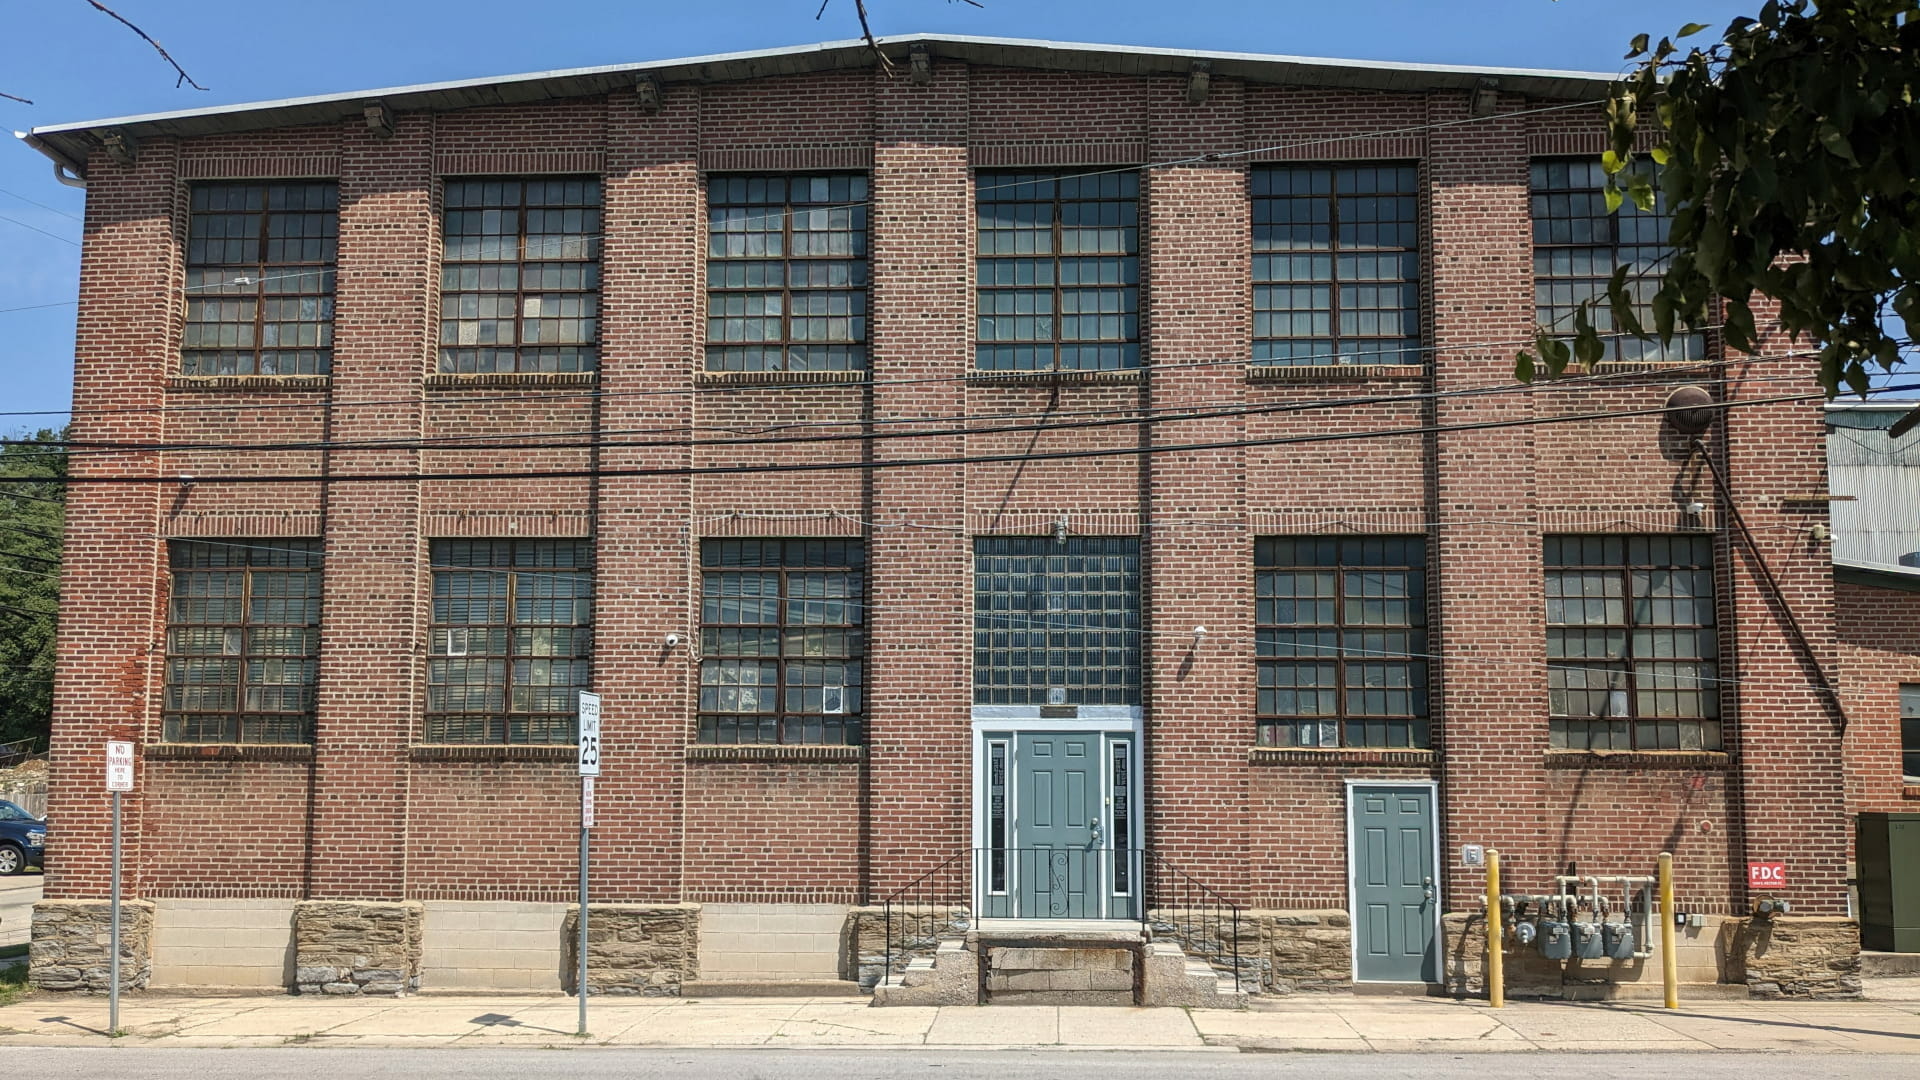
[19,36,1893,999]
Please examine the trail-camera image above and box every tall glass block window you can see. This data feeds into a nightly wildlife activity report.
[699,539,865,745]
[1902,685,1920,783]
[1545,535,1720,751]
[183,182,337,376]
[1252,165,1420,366]
[1531,159,1705,363]
[164,539,322,744]
[427,540,593,744]
[1255,536,1428,748]
[973,536,1141,705]
[976,170,1140,372]
[440,177,601,373]
[706,174,869,372]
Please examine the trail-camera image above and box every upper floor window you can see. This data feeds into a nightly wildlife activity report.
[440,178,600,374]
[974,536,1141,705]
[1252,165,1420,367]
[1256,536,1429,748]
[164,539,322,744]
[1902,684,1920,783]
[976,170,1139,372]
[699,539,865,745]
[427,539,593,744]
[706,174,869,372]
[184,183,337,376]
[1546,535,1720,751]
[1531,159,1704,363]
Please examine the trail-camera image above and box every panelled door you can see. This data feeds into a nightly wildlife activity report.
[979,730,1137,920]
[1013,732,1100,918]
[1350,784,1438,982]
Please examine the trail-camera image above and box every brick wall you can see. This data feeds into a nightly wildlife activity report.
[43,62,1881,936]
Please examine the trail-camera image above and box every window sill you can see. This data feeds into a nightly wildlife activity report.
[1543,750,1731,769]
[408,743,577,763]
[695,370,868,387]
[144,743,313,761]
[425,372,597,391]
[1246,364,1425,382]
[1903,784,1920,799]
[968,369,1141,387]
[685,744,864,763]
[168,375,331,392]
[1248,747,1437,767]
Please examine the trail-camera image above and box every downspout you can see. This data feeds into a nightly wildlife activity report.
[15,131,88,187]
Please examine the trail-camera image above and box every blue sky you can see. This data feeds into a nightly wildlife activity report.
[0,0,1879,423]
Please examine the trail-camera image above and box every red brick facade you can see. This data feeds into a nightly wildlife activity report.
[41,49,1889,932]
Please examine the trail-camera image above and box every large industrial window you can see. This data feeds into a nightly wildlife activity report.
[976,170,1140,372]
[1903,684,1920,783]
[706,174,869,372]
[1255,536,1429,748]
[1546,535,1720,750]
[427,540,593,744]
[183,182,337,376]
[164,539,322,744]
[1252,165,1420,366]
[973,536,1141,705]
[440,178,601,373]
[699,539,865,745]
[1531,159,1704,363]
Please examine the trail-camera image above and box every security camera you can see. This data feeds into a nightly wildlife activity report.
[665,633,681,648]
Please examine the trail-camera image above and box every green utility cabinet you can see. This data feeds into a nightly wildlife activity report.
[1858,812,1920,952]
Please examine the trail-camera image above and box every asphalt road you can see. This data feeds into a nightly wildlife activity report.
[0,1050,1912,1079]
[0,872,42,949]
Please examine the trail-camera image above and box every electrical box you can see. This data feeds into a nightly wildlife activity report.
[1858,812,1920,952]
[1537,920,1572,960]
[1602,921,1636,960]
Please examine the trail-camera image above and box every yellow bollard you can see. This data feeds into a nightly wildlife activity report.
[1485,848,1503,1008]
[1659,851,1678,1009]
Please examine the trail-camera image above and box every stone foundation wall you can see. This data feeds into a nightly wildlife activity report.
[1732,916,1862,999]
[1250,910,1350,993]
[293,900,424,996]
[562,904,699,996]
[846,905,971,990]
[29,899,154,993]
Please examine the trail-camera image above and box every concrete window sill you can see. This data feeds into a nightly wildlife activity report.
[684,744,865,763]
[167,375,331,392]
[1248,747,1437,767]
[408,744,577,763]
[967,369,1141,387]
[1543,750,1732,769]
[144,743,313,761]
[694,370,868,387]
[1245,364,1425,382]
[425,372,597,390]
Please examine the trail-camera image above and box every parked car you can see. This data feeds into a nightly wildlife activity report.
[0,799,44,874]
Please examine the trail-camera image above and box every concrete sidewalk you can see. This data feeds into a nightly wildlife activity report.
[2,988,1920,1052]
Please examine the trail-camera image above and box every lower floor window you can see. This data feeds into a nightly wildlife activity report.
[1902,684,1920,783]
[163,539,322,744]
[426,539,593,745]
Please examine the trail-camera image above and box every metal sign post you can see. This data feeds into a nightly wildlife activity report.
[576,692,601,1038]
[105,740,135,1036]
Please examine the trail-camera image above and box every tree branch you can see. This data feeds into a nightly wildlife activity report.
[82,0,207,91]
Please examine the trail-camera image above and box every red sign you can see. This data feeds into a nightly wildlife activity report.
[1748,861,1787,890]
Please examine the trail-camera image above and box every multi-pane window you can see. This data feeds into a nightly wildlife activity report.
[706,174,869,372]
[976,170,1140,372]
[183,183,337,376]
[699,540,865,745]
[164,540,321,744]
[1531,159,1705,363]
[427,540,593,744]
[1902,685,1920,783]
[973,537,1141,705]
[1546,535,1720,751]
[1252,165,1420,366]
[440,178,601,373]
[1255,537,1429,748]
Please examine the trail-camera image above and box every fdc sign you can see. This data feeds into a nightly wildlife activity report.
[1747,861,1787,890]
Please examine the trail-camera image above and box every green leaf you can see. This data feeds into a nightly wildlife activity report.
[1514,350,1537,383]
[1625,174,1656,212]
[1648,146,1671,165]
[1676,22,1711,38]
[1604,184,1625,213]
[1626,32,1650,58]
[1544,338,1573,379]
[1601,149,1624,174]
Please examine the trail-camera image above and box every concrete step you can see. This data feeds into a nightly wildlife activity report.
[1862,951,1920,977]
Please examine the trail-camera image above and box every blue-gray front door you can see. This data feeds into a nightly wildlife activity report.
[1014,731,1100,918]
[1350,784,1438,982]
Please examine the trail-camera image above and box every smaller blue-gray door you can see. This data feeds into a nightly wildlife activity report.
[1350,785,1438,982]
[1013,732,1100,918]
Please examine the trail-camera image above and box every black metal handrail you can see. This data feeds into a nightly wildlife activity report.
[877,846,1246,993]
[1142,848,1244,993]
